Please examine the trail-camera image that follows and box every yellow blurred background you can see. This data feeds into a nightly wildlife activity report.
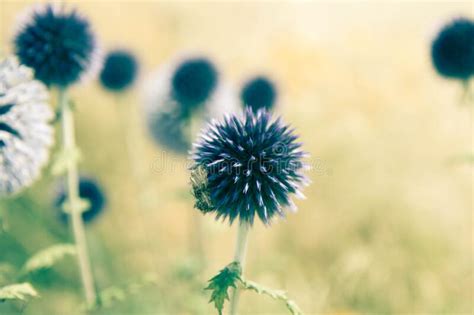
[0,1,472,314]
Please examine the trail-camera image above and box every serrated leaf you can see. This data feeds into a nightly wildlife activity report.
[241,279,303,315]
[21,244,76,275]
[0,283,38,302]
[205,262,242,315]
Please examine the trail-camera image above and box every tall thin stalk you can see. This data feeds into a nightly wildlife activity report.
[229,222,250,315]
[58,88,96,307]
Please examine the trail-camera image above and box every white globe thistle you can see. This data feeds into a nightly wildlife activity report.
[142,54,238,154]
[0,57,54,196]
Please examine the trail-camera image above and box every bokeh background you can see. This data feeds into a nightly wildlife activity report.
[0,1,473,314]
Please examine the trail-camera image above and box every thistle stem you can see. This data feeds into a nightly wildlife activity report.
[59,88,96,307]
[229,222,250,315]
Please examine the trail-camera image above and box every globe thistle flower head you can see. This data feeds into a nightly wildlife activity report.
[191,109,309,225]
[0,57,54,197]
[241,76,277,112]
[171,57,218,114]
[147,105,191,154]
[143,57,236,155]
[55,177,106,224]
[431,17,474,81]
[99,49,138,92]
[14,4,100,87]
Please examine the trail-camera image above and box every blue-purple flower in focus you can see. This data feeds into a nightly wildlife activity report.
[191,109,309,225]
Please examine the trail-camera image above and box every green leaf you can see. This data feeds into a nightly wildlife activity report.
[205,262,242,315]
[241,279,303,315]
[50,147,82,176]
[21,244,76,275]
[61,198,90,215]
[0,283,38,302]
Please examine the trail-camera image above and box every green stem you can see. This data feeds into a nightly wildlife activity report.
[229,222,250,315]
[59,88,96,307]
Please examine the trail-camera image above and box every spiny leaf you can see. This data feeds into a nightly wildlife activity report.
[21,244,76,275]
[205,262,242,315]
[241,279,303,315]
[0,283,38,302]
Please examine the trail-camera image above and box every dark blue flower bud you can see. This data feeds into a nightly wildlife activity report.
[431,17,474,80]
[171,58,218,112]
[241,76,277,111]
[55,177,106,224]
[100,50,138,92]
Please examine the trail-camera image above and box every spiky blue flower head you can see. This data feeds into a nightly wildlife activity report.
[191,109,308,225]
[241,76,277,112]
[431,17,474,81]
[171,57,218,115]
[0,57,54,197]
[99,50,138,92]
[14,4,100,87]
[55,177,106,224]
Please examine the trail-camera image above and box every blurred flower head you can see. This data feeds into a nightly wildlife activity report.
[100,49,139,92]
[55,177,106,224]
[14,4,100,87]
[143,55,236,155]
[191,109,309,225]
[171,57,218,114]
[0,57,54,197]
[147,104,192,154]
[431,17,474,81]
[241,76,277,111]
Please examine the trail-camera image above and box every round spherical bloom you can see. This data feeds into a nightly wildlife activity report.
[14,4,101,87]
[431,17,474,80]
[54,177,106,224]
[99,49,138,92]
[241,76,277,111]
[171,57,218,113]
[143,56,237,155]
[191,109,309,225]
[0,57,54,197]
